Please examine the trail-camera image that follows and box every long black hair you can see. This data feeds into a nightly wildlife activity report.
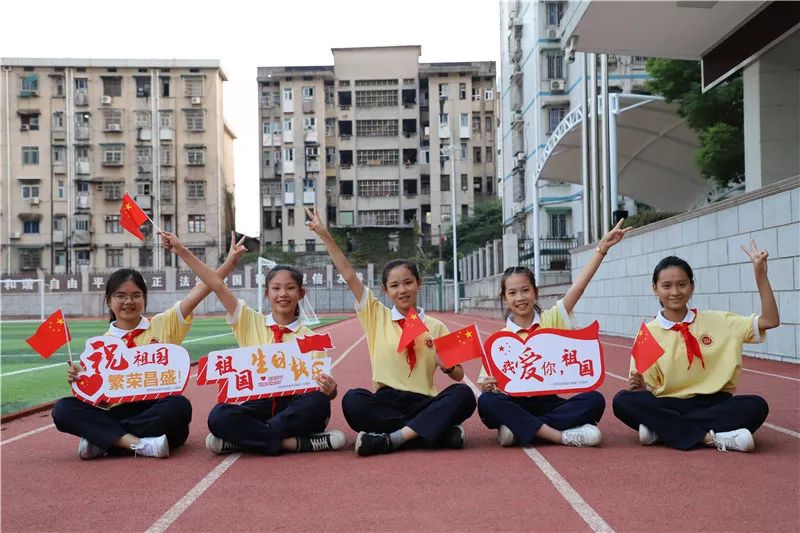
[499,266,542,319]
[265,265,304,317]
[105,268,147,322]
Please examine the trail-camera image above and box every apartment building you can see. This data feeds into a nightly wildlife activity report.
[0,58,234,274]
[257,46,497,251]
[500,1,646,268]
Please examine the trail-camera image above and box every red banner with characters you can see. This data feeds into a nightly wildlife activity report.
[481,321,605,396]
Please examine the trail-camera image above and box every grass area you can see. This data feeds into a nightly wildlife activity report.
[0,316,346,416]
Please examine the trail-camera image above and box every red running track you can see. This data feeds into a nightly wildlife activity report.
[1,313,798,532]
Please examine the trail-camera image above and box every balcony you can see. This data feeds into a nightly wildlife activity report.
[76,161,90,175]
[302,190,315,204]
[304,129,318,144]
[460,125,470,138]
[283,98,294,114]
[519,237,579,272]
[137,128,152,141]
[282,160,294,174]
[52,230,65,243]
[75,127,90,141]
[302,100,314,114]
[438,124,450,138]
[52,129,66,143]
[284,191,295,205]
[307,159,321,172]
[159,128,173,141]
[53,161,66,174]
[135,194,152,209]
[74,91,88,106]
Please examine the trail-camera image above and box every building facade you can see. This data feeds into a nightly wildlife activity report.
[499,1,646,269]
[0,58,234,274]
[257,46,498,252]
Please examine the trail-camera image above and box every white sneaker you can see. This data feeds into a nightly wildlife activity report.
[707,428,755,453]
[561,424,602,447]
[205,433,239,455]
[639,424,658,446]
[298,430,346,452]
[497,425,516,447]
[130,435,169,458]
[78,437,107,460]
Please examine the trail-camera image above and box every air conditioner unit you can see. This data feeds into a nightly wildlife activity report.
[101,95,112,105]
[30,197,41,205]
[547,29,558,39]
[10,231,21,239]
[191,96,202,105]
[515,151,526,163]
[550,79,565,92]
[511,111,523,124]
[20,124,29,131]
[107,124,121,131]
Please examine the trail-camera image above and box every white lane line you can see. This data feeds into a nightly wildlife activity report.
[144,327,361,533]
[1,363,64,377]
[461,374,614,533]
[0,424,55,446]
[603,371,800,439]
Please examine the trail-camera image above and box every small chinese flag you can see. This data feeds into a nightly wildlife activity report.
[297,333,334,353]
[397,308,429,353]
[434,324,483,367]
[631,322,665,374]
[26,309,71,359]
[120,192,149,240]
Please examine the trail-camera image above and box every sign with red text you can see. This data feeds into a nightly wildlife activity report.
[197,334,334,403]
[71,336,191,406]
[482,321,604,397]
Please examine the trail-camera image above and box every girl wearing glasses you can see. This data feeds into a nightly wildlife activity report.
[51,233,246,460]
[477,220,629,448]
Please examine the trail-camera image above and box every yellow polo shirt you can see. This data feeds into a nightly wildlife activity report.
[227,299,324,358]
[355,288,448,396]
[631,309,764,399]
[105,302,193,345]
[478,300,576,379]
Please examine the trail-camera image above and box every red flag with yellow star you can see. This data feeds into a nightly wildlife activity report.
[631,321,665,374]
[397,308,429,353]
[434,324,483,367]
[26,309,71,359]
[120,192,149,240]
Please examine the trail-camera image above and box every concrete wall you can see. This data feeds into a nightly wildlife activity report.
[570,177,799,362]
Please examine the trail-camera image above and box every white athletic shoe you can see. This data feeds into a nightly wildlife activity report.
[78,438,107,460]
[205,433,239,455]
[130,435,169,458]
[639,424,659,446]
[497,425,516,447]
[707,428,755,453]
[561,424,602,447]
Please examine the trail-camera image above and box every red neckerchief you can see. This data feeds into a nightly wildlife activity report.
[269,324,292,343]
[121,328,147,348]
[518,323,539,338]
[396,318,416,373]
[669,310,705,370]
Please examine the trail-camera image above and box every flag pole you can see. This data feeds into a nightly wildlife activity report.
[63,310,73,365]
[144,212,162,235]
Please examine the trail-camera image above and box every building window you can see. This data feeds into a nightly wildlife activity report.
[474,176,483,193]
[136,182,151,196]
[305,239,316,252]
[22,146,39,165]
[439,113,449,126]
[546,1,565,26]
[161,144,173,166]
[160,76,171,97]
[287,208,295,226]
[472,115,481,133]
[188,214,206,233]
[459,83,467,100]
[102,144,124,166]
[184,109,204,131]
[187,247,206,263]
[186,146,206,166]
[75,216,90,231]
[459,142,468,160]
[102,109,123,131]
[324,84,335,104]
[57,180,65,199]
[303,117,316,131]
[357,209,399,226]
[21,183,40,199]
[105,215,122,233]
[283,87,293,102]
[546,52,564,79]
[20,74,39,96]
[104,181,124,200]
[421,175,431,194]
[438,83,449,99]
[102,77,122,97]
[159,111,173,128]
[472,87,481,101]
[302,86,315,99]
[356,149,398,167]
[187,180,206,199]
[549,212,569,238]
[284,117,294,135]
[441,174,450,192]
[135,77,151,97]
[184,76,204,97]
[135,111,151,127]
[461,174,468,191]
[486,176,494,194]
[52,75,65,97]
[473,147,482,163]
[548,106,568,133]
[23,221,40,234]
[284,147,295,162]
[106,249,123,268]
[161,180,174,201]
[20,113,39,130]
[358,179,398,198]
[355,89,398,108]
[441,204,451,223]
[52,112,65,129]
[484,88,494,100]
[19,248,42,270]
[355,119,398,137]
[486,147,494,163]
[139,247,153,267]
[485,115,494,132]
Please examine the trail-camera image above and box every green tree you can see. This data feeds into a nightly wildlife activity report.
[441,196,502,257]
[646,58,744,186]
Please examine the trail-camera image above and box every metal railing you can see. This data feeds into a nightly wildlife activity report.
[519,237,578,271]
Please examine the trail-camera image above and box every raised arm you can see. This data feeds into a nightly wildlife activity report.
[741,239,780,330]
[161,231,244,317]
[562,218,630,314]
[304,206,365,302]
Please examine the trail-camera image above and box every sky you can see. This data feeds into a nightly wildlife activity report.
[1,0,502,236]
